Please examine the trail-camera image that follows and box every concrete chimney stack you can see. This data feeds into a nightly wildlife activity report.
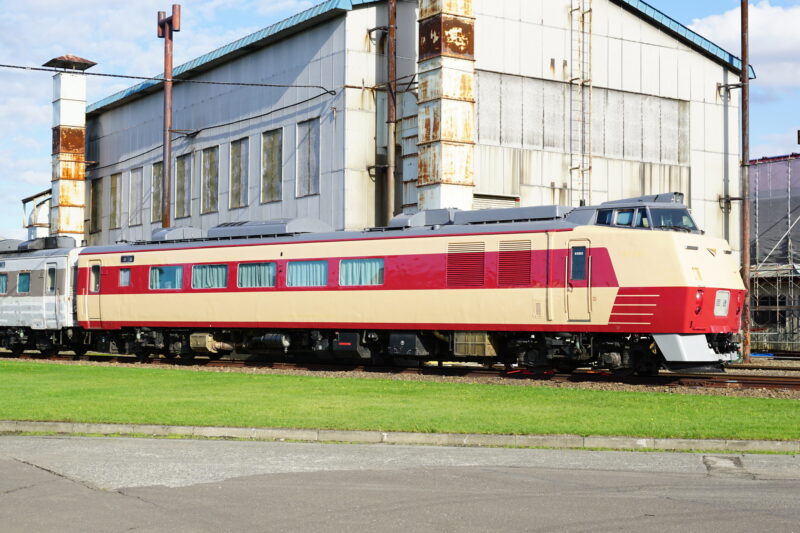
[417,0,476,211]
[44,55,95,238]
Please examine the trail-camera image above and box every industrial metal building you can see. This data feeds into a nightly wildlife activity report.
[72,0,750,252]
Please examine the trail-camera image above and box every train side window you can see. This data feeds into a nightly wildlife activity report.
[238,262,276,288]
[340,258,384,286]
[570,247,587,281]
[192,264,228,289]
[149,266,183,290]
[615,209,634,226]
[90,265,101,293]
[287,260,328,287]
[18,272,31,294]
[596,209,613,225]
[46,267,56,295]
[119,268,131,288]
[0,273,7,294]
[635,209,650,228]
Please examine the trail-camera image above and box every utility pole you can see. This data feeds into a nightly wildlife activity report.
[158,5,181,230]
[386,0,397,225]
[741,0,751,363]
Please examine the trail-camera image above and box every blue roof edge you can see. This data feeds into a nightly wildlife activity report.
[87,0,754,115]
[611,0,756,79]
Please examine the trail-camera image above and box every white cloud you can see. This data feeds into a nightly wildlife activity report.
[0,0,307,236]
[689,1,800,88]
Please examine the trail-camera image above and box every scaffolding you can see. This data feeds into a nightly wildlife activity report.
[569,0,593,206]
[750,154,800,353]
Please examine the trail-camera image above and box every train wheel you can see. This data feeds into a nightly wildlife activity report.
[133,351,151,363]
[38,346,59,358]
[72,347,88,358]
[8,345,25,358]
[633,350,661,377]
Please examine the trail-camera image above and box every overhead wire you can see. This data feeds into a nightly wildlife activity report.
[0,62,340,173]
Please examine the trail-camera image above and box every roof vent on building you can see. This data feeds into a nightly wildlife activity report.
[151,226,205,242]
[388,209,458,228]
[207,218,333,239]
[453,206,573,225]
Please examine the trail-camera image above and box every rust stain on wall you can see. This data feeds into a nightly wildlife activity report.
[419,15,474,61]
[52,126,85,155]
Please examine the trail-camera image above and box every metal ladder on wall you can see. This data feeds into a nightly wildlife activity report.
[569,0,593,206]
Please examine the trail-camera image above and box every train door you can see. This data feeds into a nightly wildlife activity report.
[566,240,591,321]
[86,260,102,325]
[43,262,59,329]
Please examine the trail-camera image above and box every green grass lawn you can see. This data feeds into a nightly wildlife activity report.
[1,360,798,441]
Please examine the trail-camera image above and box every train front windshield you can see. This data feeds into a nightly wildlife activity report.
[649,208,698,232]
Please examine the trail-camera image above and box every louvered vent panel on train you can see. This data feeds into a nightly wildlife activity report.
[447,242,485,287]
[498,240,532,286]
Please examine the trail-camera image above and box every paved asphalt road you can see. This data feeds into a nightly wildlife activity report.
[1,436,799,532]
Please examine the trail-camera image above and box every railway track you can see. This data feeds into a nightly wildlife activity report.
[7,352,800,391]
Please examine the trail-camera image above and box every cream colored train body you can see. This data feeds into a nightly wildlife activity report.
[67,193,743,374]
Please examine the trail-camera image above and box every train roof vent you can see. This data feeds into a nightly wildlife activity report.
[388,209,458,228]
[453,206,572,225]
[16,236,75,252]
[0,239,22,253]
[151,226,205,242]
[207,218,333,239]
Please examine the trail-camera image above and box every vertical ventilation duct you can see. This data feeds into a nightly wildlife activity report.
[417,0,476,211]
[43,54,95,238]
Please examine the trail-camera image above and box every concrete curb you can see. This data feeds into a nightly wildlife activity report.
[1,420,798,453]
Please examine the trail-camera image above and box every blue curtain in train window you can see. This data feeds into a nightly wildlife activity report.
[0,274,7,294]
[287,260,327,287]
[339,258,384,286]
[238,262,276,288]
[192,264,228,289]
[150,266,182,289]
[17,273,30,293]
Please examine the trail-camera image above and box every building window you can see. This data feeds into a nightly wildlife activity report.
[176,153,192,219]
[261,129,282,203]
[297,118,320,198]
[192,264,228,289]
[110,173,122,229]
[339,258,384,286]
[89,178,103,234]
[201,146,219,214]
[287,260,327,287]
[119,268,131,288]
[130,167,143,226]
[0,273,7,294]
[238,262,276,288]
[149,266,183,290]
[151,161,163,223]
[229,138,249,209]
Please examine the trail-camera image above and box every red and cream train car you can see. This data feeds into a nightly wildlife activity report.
[75,194,743,374]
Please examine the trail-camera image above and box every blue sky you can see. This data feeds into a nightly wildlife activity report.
[0,0,798,239]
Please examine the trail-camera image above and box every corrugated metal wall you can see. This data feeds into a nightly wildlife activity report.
[86,16,348,244]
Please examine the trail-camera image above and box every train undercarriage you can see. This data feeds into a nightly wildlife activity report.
[0,327,739,375]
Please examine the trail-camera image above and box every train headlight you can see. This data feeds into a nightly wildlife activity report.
[695,289,705,315]
[714,290,731,317]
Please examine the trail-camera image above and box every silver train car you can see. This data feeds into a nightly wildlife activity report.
[0,236,87,356]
